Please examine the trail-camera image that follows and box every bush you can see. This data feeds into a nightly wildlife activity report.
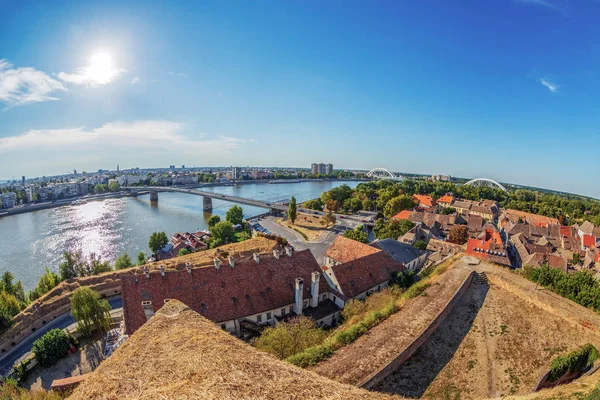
[548,344,599,382]
[32,329,71,367]
[13,358,31,382]
[286,343,334,367]
[255,316,326,359]
[405,282,430,298]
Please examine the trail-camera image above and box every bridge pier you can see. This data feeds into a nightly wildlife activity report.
[149,191,158,202]
[203,196,212,211]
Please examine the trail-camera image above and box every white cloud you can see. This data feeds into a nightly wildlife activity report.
[131,76,142,85]
[539,78,559,92]
[177,73,188,79]
[57,53,126,87]
[0,59,67,108]
[516,0,564,12]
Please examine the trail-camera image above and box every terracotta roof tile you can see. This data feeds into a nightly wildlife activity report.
[392,210,412,220]
[437,194,454,204]
[583,234,596,248]
[412,194,436,208]
[324,235,381,264]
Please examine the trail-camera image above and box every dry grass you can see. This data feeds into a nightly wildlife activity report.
[68,300,403,400]
[0,384,63,400]
[276,216,329,241]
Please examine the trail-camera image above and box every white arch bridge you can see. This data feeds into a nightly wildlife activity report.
[366,168,403,181]
[463,178,507,192]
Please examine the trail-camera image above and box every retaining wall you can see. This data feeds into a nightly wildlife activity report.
[359,270,476,389]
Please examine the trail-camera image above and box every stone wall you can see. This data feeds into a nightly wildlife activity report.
[359,270,475,389]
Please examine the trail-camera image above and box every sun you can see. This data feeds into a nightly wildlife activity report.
[85,52,117,85]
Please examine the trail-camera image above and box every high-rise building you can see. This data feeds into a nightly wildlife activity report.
[311,163,319,175]
[325,164,333,175]
[21,176,25,187]
[232,166,241,180]
[311,163,333,175]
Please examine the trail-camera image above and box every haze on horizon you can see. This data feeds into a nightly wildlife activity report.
[1,0,599,198]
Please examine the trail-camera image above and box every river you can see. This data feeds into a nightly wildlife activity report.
[0,180,359,290]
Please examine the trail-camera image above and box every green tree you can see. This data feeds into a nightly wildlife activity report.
[448,225,469,245]
[70,287,112,336]
[114,253,133,270]
[225,205,244,225]
[94,184,107,194]
[374,219,415,240]
[178,248,190,256]
[0,291,21,317]
[344,226,368,243]
[28,267,61,302]
[255,316,326,359]
[59,250,85,280]
[320,212,337,227]
[288,196,297,224]
[32,329,72,367]
[149,231,169,253]
[0,308,14,335]
[384,195,416,218]
[210,221,236,248]
[137,252,147,266]
[207,215,221,229]
[108,181,120,192]
[325,199,339,212]
[414,240,428,250]
[303,198,323,211]
[343,198,363,214]
[86,253,113,275]
[0,272,14,295]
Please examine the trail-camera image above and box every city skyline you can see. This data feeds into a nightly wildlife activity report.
[1,0,600,197]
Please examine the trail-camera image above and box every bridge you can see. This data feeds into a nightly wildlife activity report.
[122,186,289,212]
[463,178,507,192]
[366,168,404,181]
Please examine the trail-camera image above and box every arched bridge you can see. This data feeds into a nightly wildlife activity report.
[122,186,289,212]
[366,168,403,180]
[463,178,507,192]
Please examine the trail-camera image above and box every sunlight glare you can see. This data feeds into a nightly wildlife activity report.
[86,52,117,85]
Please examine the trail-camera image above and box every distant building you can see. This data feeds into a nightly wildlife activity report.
[21,176,25,187]
[0,192,17,209]
[116,175,143,186]
[310,163,333,175]
[325,163,333,175]
[232,166,241,180]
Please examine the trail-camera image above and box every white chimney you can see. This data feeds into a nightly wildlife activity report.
[144,266,150,279]
[214,258,221,270]
[273,249,280,259]
[294,278,304,315]
[285,246,294,257]
[228,256,235,267]
[160,265,165,277]
[310,271,320,308]
[253,253,260,264]
[186,262,192,274]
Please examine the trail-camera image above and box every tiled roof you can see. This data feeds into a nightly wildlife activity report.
[503,209,560,227]
[325,235,381,264]
[583,234,596,248]
[329,251,406,298]
[121,249,327,334]
[580,221,595,236]
[560,226,572,237]
[523,253,568,273]
[392,210,412,220]
[412,194,436,208]
[371,238,425,264]
[437,195,454,204]
[466,228,510,266]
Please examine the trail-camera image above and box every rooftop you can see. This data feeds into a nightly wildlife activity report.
[372,238,425,264]
[324,235,381,264]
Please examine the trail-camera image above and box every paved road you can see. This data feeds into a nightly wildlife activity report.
[0,297,122,377]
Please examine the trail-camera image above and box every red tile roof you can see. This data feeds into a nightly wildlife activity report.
[392,210,412,220]
[324,235,381,264]
[329,251,406,298]
[412,194,436,208]
[465,228,510,266]
[503,209,560,227]
[583,234,596,248]
[437,195,454,204]
[121,249,327,334]
[596,252,600,263]
[560,226,571,237]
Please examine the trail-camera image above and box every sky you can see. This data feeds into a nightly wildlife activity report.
[0,0,599,197]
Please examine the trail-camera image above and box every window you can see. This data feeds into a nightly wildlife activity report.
[303,299,308,309]
[281,308,285,316]
[221,324,226,330]
[266,312,271,320]
[289,306,293,314]
[163,298,171,304]
[142,301,154,320]
[333,295,337,302]
[257,314,262,323]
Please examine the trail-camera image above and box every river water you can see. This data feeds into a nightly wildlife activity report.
[0,180,359,290]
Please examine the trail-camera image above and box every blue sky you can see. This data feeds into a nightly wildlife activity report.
[0,0,599,197]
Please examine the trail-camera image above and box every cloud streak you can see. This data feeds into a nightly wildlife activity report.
[516,0,564,12]
[57,53,126,87]
[0,60,67,108]
[539,78,559,92]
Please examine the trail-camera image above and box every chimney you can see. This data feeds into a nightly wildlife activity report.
[144,266,150,279]
[310,271,320,308]
[273,249,280,259]
[294,278,304,315]
[159,265,165,277]
[253,253,260,264]
[186,262,192,274]
[285,246,294,257]
[228,256,235,267]
[214,258,221,270]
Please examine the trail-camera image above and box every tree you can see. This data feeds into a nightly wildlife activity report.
[0,308,14,335]
[94,184,107,194]
[32,328,72,367]
[70,287,112,336]
[303,198,323,211]
[288,196,297,224]
[108,181,120,192]
[207,215,221,229]
[255,316,326,359]
[384,195,416,218]
[320,212,337,227]
[210,221,236,248]
[0,272,14,295]
[225,205,244,225]
[441,207,457,215]
[114,253,133,270]
[28,267,61,302]
[374,219,415,240]
[343,198,363,214]
[0,291,21,317]
[448,225,469,245]
[86,253,112,275]
[178,248,190,256]
[325,199,339,212]
[59,250,85,280]
[344,226,368,243]
[149,231,169,253]
[414,240,428,250]
[137,252,146,266]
